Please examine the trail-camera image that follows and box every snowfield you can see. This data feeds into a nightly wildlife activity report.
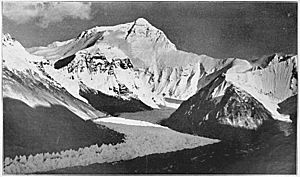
[95,117,169,128]
[3,117,219,174]
[164,101,181,109]
[2,35,105,120]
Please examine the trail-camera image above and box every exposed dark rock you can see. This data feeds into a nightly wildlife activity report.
[278,95,297,124]
[79,84,152,116]
[3,97,124,158]
[161,68,274,144]
[54,54,76,69]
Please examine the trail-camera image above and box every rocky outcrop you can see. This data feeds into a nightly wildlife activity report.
[2,33,15,46]
[161,64,274,143]
[277,95,297,124]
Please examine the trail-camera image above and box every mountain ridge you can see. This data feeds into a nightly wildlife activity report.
[3,17,297,118]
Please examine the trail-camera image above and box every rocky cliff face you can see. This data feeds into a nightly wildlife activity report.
[79,83,152,115]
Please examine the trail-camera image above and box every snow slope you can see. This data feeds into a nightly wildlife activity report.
[2,33,104,119]
[42,42,165,110]
[226,54,297,121]
[26,18,236,100]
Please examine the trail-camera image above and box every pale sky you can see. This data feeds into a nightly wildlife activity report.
[2,2,297,59]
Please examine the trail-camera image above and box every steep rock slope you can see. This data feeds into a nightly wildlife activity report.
[161,61,275,143]
[277,95,297,124]
[79,83,152,115]
[2,33,124,158]
[161,53,297,143]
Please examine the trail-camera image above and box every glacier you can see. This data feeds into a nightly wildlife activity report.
[2,17,298,174]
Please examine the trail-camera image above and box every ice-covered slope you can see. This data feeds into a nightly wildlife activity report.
[27,18,234,100]
[26,18,297,115]
[40,41,165,112]
[28,18,176,67]
[2,33,105,120]
[7,29,165,111]
[27,31,103,61]
[226,54,297,121]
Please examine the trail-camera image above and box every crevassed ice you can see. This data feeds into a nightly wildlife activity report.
[4,117,219,174]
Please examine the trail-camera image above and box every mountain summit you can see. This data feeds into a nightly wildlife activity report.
[7,18,298,119]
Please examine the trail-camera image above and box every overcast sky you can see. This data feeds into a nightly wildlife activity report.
[2,2,297,59]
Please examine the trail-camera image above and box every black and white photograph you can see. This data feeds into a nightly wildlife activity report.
[1,1,298,175]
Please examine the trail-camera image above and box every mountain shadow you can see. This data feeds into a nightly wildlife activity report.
[54,54,76,69]
[79,86,152,116]
[3,97,125,158]
[278,94,297,124]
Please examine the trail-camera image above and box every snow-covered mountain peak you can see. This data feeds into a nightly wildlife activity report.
[20,19,298,116]
[2,34,48,72]
[135,17,151,26]
[126,18,177,51]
